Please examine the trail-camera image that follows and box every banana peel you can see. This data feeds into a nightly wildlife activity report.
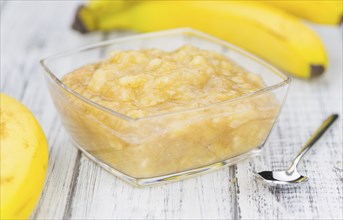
[262,0,343,25]
[72,0,137,33]
[0,94,48,219]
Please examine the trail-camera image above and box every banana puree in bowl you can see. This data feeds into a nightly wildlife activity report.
[62,46,278,176]
[41,29,290,186]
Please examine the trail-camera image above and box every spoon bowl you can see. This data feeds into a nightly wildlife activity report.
[256,170,308,185]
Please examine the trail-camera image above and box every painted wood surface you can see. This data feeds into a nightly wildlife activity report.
[1,1,342,219]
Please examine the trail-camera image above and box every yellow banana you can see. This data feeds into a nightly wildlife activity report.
[72,1,328,79]
[0,94,48,220]
[261,0,343,25]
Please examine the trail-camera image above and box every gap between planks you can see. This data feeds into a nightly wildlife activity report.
[61,32,111,219]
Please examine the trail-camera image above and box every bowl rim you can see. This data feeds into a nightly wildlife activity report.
[40,27,291,121]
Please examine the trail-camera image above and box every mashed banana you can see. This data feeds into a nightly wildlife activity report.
[60,45,279,178]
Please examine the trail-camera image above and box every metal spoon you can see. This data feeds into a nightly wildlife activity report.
[256,114,339,185]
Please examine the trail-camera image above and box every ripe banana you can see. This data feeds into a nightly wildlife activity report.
[261,0,343,25]
[0,94,48,219]
[72,1,328,79]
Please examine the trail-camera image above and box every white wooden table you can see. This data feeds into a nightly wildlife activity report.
[1,1,342,219]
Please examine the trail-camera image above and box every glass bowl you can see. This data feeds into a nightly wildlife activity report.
[41,28,291,187]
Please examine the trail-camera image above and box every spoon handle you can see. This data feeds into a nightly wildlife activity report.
[287,114,339,172]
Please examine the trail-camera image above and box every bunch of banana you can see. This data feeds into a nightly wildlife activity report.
[72,1,330,79]
[1,94,48,219]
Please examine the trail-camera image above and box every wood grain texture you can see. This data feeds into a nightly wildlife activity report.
[1,2,342,219]
[235,25,343,220]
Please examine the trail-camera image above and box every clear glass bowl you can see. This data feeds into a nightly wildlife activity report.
[41,28,291,187]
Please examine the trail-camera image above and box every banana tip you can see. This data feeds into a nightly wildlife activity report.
[310,65,325,78]
[72,5,89,34]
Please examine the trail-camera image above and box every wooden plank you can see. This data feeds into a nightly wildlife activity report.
[67,158,236,219]
[0,0,7,10]
[1,1,101,219]
[236,26,343,220]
